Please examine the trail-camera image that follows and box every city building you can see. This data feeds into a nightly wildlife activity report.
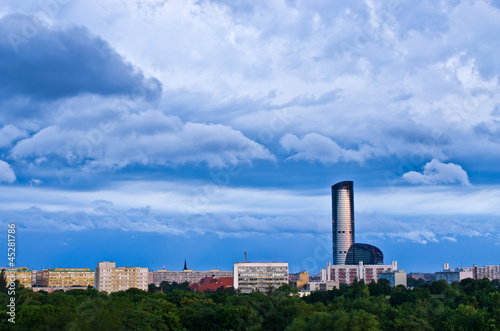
[233,262,288,294]
[461,264,500,281]
[435,263,473,284]
[2,267,33,288]
[189,276,233,292]
[332,181,383,265]
[332,181,355,265]
[326,261,399,285]
[378,270,407,287]
[150,269,233,286]
[289,271,309,290]
[306,281,339,291]
[40,268,94,288]
[95,262,148,293]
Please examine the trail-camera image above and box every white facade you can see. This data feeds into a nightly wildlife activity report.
[233,262,288,294]
[95,261,148,293]
[329,261,398,284]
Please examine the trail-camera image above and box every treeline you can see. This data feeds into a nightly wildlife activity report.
[0,277,499,330]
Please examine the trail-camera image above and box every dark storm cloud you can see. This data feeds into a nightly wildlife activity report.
[0,14,161,101]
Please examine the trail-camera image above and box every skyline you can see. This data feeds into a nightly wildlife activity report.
[0,0,499,273]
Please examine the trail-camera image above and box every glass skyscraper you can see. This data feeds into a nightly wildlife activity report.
[332,181,355,265]
[332,181,383,265]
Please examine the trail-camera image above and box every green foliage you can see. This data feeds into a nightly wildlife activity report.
[1,278,499,330]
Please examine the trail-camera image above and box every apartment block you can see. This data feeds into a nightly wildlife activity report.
[325,261,398,285]
[150,269,233,286]
[233,262,288,294]
[2,267,33,288]
[95,262,148,293]
[41,268,94,288]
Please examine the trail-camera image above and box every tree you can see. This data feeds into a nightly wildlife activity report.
[0,269,7,294]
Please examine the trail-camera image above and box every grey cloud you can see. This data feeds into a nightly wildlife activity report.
[0,14,162,101]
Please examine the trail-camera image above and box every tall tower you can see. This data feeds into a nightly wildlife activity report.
[332,181,355,265]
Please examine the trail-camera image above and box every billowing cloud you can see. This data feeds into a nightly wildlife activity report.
[0,160,16,183]
[280,132,383,164]
[0,14,161,101]
[0,125,28,148]
[402,159,470,185]
[11,110,274,169]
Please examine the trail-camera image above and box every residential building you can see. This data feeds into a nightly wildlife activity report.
[2,267,33,288]
[41,268,94,288]
[329,261,398,285]
[95,261,148,293]
[150,269,233,286]
[378,270,407,287]
[461,264,500,281]
[233,262,288,294]
[435,264,473,284]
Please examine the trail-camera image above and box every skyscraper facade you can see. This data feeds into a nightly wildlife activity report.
[332,181,355,265]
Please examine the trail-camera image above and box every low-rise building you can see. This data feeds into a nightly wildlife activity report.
[289,271,309,290]
[189,276,233,292]
[150,269,233,286]
[233,262,288,294]
[95,262,148,293]
[306,281,339,291]
[41,268,94,288]
[435,263,473,284]
[378,270,407,287]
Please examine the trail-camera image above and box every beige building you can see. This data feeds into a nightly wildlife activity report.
[289,271,309,290]
[233,262,288,294]
[2,267,33,288]
[95,262,148,293]
[150,269,233,286]
[41,268,94,288]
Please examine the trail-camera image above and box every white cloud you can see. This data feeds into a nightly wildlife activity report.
[402,159,470,185]
[0,125,27,148]
[0,160,16,183]
[280,132,383,164]
[11,110,274,169]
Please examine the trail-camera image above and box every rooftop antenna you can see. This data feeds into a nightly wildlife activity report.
[244,251,247,263]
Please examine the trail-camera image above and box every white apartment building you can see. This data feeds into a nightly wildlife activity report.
[233,262,288,294]
[321,261,399,284]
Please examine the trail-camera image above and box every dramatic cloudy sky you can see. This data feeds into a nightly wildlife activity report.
[1,0,499,273]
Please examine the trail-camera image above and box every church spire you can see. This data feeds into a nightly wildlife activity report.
[183,259,188,271]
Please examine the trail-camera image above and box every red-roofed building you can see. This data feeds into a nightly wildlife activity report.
[189,276,233,292]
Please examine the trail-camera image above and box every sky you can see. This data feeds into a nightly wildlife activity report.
[0,0,499,274]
